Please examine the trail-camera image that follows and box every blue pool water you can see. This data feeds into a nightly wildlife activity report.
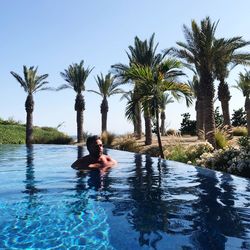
[0,144,249,250]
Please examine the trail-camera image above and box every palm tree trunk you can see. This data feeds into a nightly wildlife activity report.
[221,98,231,126]
[75,93,84,143]
[160,111,166,136]
[156,109,164,158]
[144,112,152,145]
[76,110,83,143]
[25,94,34,145]
[245,97,250,136]
[202,76,216,147]
[101,98,108,132]
[26,111,33,145]
[196,98,205,139]
[218,81,231,126]
[135,101,142,139]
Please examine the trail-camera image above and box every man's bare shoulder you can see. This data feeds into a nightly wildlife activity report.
[71,154,117,170]
[71,155,92,169]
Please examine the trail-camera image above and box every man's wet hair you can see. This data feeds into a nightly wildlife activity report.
[86,135,101,150]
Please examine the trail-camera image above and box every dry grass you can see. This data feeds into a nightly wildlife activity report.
[135,134,239,151]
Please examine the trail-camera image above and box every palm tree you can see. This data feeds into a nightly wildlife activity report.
[173,17,221,147]
[58,60,93,143]
[234,69,250,136]
[159,93,174,135]
[113,34,167,144]
[120,59,192,158]
[88,72,123,133]
[10,66,49,145]
[120,90,139,135]
[214,37,250,126]
[187,73,205,139]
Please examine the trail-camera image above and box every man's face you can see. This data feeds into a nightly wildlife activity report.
[89,139,103,158]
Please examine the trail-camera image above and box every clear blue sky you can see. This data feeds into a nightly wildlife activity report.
[1,0,250,136]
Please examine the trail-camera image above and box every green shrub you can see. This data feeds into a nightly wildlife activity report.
[0,125,26,144]
[33,127,73,144]
[231,108,247,127]
[164,144,188,163]
[238,136,250,151]
[0,118,73,144]
[179,113,197,136]
[232,126,248,136]
[215,130,228,149]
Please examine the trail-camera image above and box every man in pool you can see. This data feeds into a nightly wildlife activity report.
[71,135,117,170]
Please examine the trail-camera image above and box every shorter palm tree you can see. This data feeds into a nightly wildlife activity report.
[121,59,192,158]
[88,73,123,133]
[58,60,93,143]
[10,66,49,145]
[234,69,250,136]
[159,93,174,135]
[120,90,138,135]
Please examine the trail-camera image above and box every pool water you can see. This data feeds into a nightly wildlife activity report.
[0,144,249,249]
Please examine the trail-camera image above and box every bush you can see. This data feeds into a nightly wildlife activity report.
[196,137,250,178]
[215,130,228,149]
[140,145,162,157]
[238,136,250,151]
[111,134,139,152]
[164,144,188,163]
[231,108,247,127]
[232,126,248,136]
[185,142,214,164]
[33,127,73,144]
[0,125,26,144]
[0,118,73,144]
[101,131,116,147]
[179,113,197,136]
[166,129,179,136]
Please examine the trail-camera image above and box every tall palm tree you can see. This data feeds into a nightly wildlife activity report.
[113,34,167,144]
[214,37,250,126]
[88,72,123,133]
[159,93,174,135]
[234,69,250,136]
[10,66,49,145]
[58,60,93,143]
[173,17,221,147]
[120,59,192,158]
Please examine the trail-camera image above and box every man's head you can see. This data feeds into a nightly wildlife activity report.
[86,135,103,158]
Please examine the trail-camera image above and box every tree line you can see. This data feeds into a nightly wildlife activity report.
[10,16,250,158]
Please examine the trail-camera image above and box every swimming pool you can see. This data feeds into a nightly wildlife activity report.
[0,144,249,249]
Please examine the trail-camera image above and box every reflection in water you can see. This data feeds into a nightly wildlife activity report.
[111,154,168,249]
[191,169,248,249]
[1,145,249,249]
[104,154,250,249]
[77,145,84,159]
[23,146,40,197]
